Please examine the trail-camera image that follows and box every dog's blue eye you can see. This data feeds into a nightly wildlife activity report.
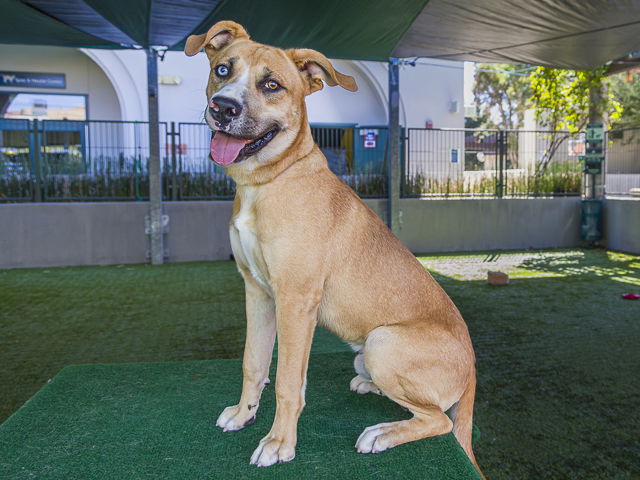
[216,65,229,77]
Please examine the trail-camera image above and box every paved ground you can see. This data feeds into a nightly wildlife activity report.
[419,249,640,285]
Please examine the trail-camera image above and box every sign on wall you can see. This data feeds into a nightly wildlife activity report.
[360,129,378,149]
[0,71,66,89]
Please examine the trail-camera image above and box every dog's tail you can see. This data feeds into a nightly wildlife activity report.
[451,371,486,479]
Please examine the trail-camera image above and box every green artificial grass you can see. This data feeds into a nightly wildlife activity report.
[1,249,639,479]
[0,353,481,480]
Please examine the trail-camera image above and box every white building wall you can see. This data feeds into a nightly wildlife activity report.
[0,45,464,130]
[155,53,464,128]
[0,45,121,121]
[396,59,464,129]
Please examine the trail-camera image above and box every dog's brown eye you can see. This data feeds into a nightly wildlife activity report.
[265,80,280,91]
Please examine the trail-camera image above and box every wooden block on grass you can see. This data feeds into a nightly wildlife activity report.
[487,271,509,286]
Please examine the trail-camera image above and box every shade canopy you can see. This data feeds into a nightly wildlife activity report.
[2,0,640,69]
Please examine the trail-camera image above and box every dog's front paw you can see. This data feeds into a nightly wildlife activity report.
[350,375,383,395]
[215,404,256,432]
[249,436,295,467]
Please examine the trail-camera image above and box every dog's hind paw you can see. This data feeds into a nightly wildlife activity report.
[350,375,383,395]
[249,436,295,467]
[216,404,256,432]
[355,423,394,454]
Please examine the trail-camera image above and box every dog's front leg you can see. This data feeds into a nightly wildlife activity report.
[216,275,276,432]
[250,291,319,467]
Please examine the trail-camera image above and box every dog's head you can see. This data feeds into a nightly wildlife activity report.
[185,21,357,180]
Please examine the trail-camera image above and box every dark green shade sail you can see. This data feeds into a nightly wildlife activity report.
[2,0,640,68]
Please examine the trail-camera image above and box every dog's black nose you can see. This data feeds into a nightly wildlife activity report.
[209,96,242,124]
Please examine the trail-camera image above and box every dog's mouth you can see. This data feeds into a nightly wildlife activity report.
[210,129,278,166]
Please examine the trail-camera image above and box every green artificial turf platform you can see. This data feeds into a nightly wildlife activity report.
[0,351,481,480]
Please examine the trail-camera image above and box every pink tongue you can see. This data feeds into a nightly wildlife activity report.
[210,131,250,166]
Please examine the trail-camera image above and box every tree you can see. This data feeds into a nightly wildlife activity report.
[464,110,490,129]
[529,66,622,171]
[473,64,533,129]
[607,69,640,129]
[529,66,620,132]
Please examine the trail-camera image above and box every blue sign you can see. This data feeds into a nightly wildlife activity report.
[0,71,66,89]
[451,148,459,163]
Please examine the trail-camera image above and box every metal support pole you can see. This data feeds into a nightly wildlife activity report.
[146,48,164,265]
[387,58,401,234]
[32,119,42,202]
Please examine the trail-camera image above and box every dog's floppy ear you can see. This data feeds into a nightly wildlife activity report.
[287,49,358,95]
[184,21,249,56]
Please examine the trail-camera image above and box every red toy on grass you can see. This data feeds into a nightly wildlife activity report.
[621,293,640,300]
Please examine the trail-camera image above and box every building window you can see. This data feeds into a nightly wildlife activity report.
[0,93,87,120]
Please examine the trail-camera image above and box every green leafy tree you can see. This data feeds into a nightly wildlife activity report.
[529,66,622,171]
[607,70,640,129]
[473,64,533,129]
[464,110,491,129]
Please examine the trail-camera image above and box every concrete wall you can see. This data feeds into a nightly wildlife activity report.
[0,203,148,268]
[603,198,640,254]
[165,202,233,262]
[368,198,582,253]
[0,198,585,269]
[0,202,234,269]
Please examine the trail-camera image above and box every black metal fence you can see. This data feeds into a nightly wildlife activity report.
[405,128,584,197]
[605,127,640,196]
[310,124,388,197]
[166,123,389,200]
[2,119,636,202]
[168,122,234,200]
[0,120,389,201]
[0,119,165,202]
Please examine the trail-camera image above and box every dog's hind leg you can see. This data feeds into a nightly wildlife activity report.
[356,405,452,454]
[355,323,475,459]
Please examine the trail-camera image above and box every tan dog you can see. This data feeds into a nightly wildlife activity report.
[185,21,484,478]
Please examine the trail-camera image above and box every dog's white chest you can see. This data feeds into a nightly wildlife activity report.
[230,188,271,293]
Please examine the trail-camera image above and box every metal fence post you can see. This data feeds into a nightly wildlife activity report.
[170,121,178,201]
[401,128,408,198]
[32,119,43,202]
[134,146,141,201]
[497,130,505,198]
[387,58,401,233]
[588,84,605,199]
